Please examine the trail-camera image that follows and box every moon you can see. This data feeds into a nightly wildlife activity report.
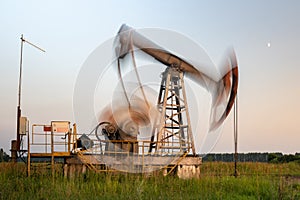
[267,42,271,48]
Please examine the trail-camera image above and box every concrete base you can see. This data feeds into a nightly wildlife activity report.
[176,165,200,179]
[64,154,202,179]
[63,163,87,178]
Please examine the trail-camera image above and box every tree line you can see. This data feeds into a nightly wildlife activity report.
[1,148,299,163]
[203,152,300,163]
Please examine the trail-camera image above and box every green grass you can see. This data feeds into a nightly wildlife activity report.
[0,162,299,199]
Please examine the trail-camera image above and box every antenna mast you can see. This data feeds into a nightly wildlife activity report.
[16,34,45,152]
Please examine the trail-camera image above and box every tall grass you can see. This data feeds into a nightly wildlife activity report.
[0,162,299,199]
[201,161,300,176]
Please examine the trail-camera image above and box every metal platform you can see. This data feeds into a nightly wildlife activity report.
[26,123,202,178]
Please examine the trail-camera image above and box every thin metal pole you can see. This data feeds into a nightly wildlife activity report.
[16,35,25,151]
[18,35,24,108]
[234,95,238,177]
[24,40,46,52]
[16,34,45,151]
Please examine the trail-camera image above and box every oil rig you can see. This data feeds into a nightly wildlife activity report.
[11,25,238,178]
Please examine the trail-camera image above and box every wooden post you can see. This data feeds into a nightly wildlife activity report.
[27,131,31,177]
[11,140,18,163]
[51,128,54,176]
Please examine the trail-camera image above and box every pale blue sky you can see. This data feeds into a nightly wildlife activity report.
[0,0,299,153]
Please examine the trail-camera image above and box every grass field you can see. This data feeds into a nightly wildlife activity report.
[0,162,299,199]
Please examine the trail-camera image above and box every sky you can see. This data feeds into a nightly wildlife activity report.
[0,0,299,154]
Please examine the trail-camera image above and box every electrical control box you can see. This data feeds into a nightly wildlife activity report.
[19,116,28,135]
